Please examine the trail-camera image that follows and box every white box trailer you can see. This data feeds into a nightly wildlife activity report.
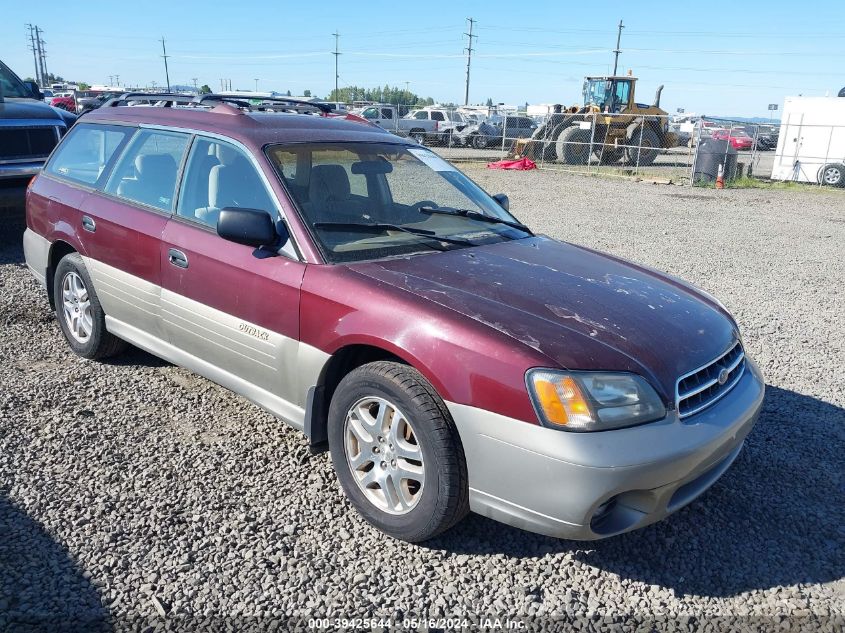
[771,97,845,185]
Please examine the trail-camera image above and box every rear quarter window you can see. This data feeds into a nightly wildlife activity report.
[45,124,134,186]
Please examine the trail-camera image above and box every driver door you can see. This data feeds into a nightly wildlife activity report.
[160,136,306,411]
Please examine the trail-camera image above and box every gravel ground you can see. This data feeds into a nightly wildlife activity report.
[1,172,843,632]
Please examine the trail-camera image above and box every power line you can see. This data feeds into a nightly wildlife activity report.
[464,17,476,106]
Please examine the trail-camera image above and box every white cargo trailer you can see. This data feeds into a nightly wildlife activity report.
[771,97,845,186]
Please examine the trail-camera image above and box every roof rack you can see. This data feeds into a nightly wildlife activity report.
[103,92,197,107]
[196,94,334,114]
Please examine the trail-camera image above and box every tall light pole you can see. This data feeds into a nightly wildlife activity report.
[612,20,624,76]
[161,37,171,92]
[463,18,476,106]
[254,78,259,92]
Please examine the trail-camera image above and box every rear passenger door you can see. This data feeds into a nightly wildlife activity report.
[75,127,190,340]
[159,136,306,415]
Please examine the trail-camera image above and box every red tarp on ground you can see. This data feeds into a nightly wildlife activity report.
[486,157,537,170]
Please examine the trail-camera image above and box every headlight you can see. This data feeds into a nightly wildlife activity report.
[526,370,666,432]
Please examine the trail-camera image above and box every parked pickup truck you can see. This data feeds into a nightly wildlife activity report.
[356,104,438,144]
[0,59,76,180]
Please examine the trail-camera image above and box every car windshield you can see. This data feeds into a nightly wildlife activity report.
[266,142,530,263]
[0,63,30,98]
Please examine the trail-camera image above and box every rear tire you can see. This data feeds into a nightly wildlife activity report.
[53,253,127,360]
[625,127,660,166]
[819,163,845,187]
[472,133,488,149]
[328,361,469,542]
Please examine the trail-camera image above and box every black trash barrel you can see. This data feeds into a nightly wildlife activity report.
[694,138,738,183]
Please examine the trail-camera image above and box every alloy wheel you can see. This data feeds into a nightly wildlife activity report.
[61,271,93,343]
[343,396,425,515]
[822,167,842,186]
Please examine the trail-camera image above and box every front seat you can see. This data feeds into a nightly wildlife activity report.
[117,154,178,209]
[307,164,367,224]
[196,145,268,226]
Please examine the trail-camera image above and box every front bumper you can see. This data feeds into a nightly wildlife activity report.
[447,359,765,540]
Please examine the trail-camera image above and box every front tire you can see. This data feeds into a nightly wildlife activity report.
[328,361,469,542]
[53,253,127,360]
[556,126,591,165]
[472,133,488,149]
[409,130,426,145]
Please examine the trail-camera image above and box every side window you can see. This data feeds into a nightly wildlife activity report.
[381,108,394,119]
[362,107,379,119]
[615,82,630,110]
[430,111,445,122]
[177,138,276,228]
[46,124,133,186]
[104,129,189,211]
[413,111,428,120]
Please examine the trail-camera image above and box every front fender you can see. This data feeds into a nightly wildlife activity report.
[300,265,546,424]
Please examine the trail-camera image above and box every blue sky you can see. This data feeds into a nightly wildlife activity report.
[3,0,843,117]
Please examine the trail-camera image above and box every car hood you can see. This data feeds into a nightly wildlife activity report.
[348,236,739,401]
[0,97,65,121]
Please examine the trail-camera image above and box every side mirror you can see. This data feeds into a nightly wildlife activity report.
[217,207,282,248]
[24,81,43,100]
[492,193,509,211]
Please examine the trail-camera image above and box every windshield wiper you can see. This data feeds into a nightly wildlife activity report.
[418,206,532,234]
[313,222,475,247]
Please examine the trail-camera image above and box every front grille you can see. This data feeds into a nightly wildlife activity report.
[0,126,59,161]
[676,341,745,418]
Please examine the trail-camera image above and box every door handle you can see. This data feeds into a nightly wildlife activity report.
[81,216,96,232]
[168,248,189,269]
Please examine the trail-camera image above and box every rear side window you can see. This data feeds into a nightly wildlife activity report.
[46,124,133,186]
[430,111,445,122]
[104,129,189,211]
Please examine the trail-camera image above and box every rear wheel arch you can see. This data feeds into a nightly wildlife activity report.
[46,240,77,308]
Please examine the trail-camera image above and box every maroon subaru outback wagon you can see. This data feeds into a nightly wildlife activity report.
[23,98,764,542]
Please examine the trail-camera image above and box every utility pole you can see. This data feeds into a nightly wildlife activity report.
[115,74,120,87]
[192,78,198,92]
[332,31,341,101]
[254,78,259,91]
[463,18,476,106]
[612,20,624,76]
[26,25,41,86]
[35,26,48,86]
[161,37,171,92]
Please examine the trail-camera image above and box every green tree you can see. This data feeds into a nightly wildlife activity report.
[77,82,91,91]
[199,84,212,94]
[486,97,493,107]
[303,89,311,97]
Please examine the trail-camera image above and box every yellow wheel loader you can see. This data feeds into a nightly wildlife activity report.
[518,76,677,166]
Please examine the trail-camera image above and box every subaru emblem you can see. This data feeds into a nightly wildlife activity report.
[717,368,730,385]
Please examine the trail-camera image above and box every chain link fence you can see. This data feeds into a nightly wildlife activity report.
[416,108,845,188]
